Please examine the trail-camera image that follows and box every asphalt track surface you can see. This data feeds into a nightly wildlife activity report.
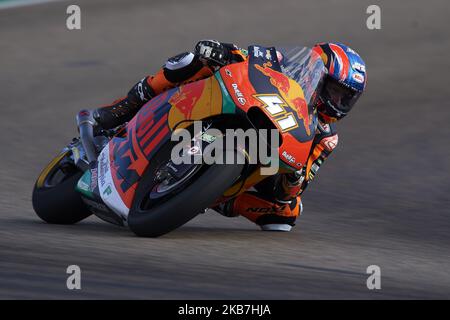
[1,0,449,299]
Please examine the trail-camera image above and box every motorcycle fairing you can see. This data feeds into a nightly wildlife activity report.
[95,45,319,219]
[96,76,229,218]
[96,143,132,219]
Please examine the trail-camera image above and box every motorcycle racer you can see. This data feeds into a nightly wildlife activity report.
[90,40,367,232]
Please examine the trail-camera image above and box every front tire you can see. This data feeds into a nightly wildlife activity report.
[128,146,244,238]
[32,152,92,224]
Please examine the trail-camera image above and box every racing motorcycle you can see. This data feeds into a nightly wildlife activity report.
[32,45,326,237]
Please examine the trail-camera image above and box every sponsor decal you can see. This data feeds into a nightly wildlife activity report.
[168,79,205,120]
[318,122,331,133]
[265,49,272,61]
[102,184,112,197]
[253,66,312,135]
[225,69,232,77]
[246,206,287,213]
[77,179,90,192]
[90,168,98,191]
[76,170,95,198]
[346,47,357,55]
[352,73,365,83]
[97,144,130,218]
[253,46,264,58]
[199,132,217,143]
[311,163,320,173]
[231,83,246,105]
[137,80,145,101]
[187,145,201,155]
[282,150,296,164]
[98,152,109,188]
[276,50,284,63]
[254,94,300,133]
[352,62,366,73]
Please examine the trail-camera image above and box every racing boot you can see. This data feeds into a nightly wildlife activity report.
[213,191,302,232]
[92,77,157,131]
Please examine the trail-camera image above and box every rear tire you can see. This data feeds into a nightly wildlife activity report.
[32,152,91,224]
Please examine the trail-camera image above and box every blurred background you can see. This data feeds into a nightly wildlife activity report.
[0,0,449,299]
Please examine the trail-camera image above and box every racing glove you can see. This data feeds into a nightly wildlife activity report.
[273,170,306,202]
[194,40,247,68]
[272,122,339,201]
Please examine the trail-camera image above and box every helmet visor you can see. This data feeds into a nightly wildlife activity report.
[322,77,361,114]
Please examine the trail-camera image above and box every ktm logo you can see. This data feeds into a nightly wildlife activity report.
[246,206,287,213]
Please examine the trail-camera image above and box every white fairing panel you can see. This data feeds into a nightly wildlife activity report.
[97,144,130,219]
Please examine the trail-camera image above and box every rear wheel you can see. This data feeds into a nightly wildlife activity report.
[128,141,244,237]
[32,151,91,224]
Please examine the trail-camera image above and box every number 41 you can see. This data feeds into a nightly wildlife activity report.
[254,94,298,132]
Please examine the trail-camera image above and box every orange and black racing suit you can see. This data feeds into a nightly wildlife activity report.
[92,41,338,230]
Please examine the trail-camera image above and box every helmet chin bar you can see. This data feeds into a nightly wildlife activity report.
[316,95,347,123]
[319,74,360,119]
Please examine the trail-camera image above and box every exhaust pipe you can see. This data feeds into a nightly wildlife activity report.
[76,110,98,163]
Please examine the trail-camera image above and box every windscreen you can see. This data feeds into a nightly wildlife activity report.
[276,47,326,106]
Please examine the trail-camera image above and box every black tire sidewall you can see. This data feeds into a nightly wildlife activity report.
[128,148,243,237]
[32,161,91,225]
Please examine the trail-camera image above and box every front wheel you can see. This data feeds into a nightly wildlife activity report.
[32,151,92,224]
[128,145,244,237]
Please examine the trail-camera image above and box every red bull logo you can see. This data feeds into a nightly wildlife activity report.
[255,62,291,94]
[255,63,312,136]
[168,81,206,120]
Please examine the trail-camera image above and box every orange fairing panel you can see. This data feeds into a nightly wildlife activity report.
[219,61,262,112]
[278,133,313,170]
[167,76,224,129]
[107,75,228,206]
[222,61,315,170]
